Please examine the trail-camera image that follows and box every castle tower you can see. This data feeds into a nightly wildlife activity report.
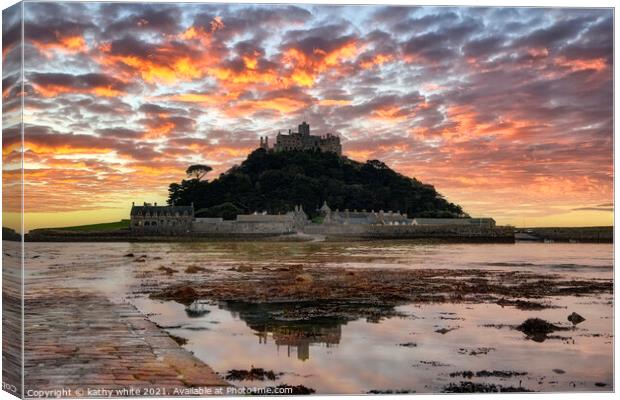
[260,136,270,150]
[298,121,310,135]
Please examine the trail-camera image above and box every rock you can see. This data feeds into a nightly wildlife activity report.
[442,382,532,393]
[552,369,565,374]
[516,318,566,342]
[225,368,281,381]
[435,327,459,334]
[150,286,197,306]
[295,273,314,283]
[158,266,177,275]
[567,312,585,325]
[185,266,207,274]
[168,333,188,346]
[516,318,560,335]
[124,253,134,257]
[398,342,417,347]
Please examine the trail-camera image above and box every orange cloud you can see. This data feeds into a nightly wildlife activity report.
[369,106,408,122]
[282,40,361,88]
[157,91,241,105]
[207,65,281,88]
[31,83,122,98]
[143,121,175,139]
[100,53,203,84]
[554,56,607,72]
[179,16,224,46]
[23,141,112,155]
[318,99,352,106]
[226,97,308,116]
[359,53,394,69]
[32,32,88,57]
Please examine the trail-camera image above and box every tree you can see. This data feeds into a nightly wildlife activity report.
[167,149,467,219]
[186,164,212,181]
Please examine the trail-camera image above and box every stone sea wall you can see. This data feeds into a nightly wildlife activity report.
[25,222,515,242]
[304,224,515,242]
[522,226,613,243]
[192,220,295,235]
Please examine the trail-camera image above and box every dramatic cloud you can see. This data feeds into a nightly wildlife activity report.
[14,3,613,229]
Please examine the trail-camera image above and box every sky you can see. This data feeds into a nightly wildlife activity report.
[1,2,614,231]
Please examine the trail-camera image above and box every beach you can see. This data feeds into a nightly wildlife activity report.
[18,241,613,395]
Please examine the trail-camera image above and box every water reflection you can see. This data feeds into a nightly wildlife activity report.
[221,301,343,361]
[185,301,212,318]
[135,295,613,394]
[24,241,614,394]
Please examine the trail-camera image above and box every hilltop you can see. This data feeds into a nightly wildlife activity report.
[168,149,466,219]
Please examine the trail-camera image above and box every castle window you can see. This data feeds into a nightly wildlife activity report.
[145,221,150,226]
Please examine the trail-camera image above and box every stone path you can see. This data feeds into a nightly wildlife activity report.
[24,289,229,397]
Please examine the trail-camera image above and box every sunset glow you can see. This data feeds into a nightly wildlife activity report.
[2,3,613,231]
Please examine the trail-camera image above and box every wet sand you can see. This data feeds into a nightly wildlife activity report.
[22,241,613,395]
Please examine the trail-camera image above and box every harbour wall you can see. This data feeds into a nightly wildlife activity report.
[192,220,295,235]
[303,224,515,242]
[26,222,515,242]
[518,226,613,243]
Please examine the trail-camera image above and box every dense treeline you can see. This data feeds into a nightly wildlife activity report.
[168,149,467,219]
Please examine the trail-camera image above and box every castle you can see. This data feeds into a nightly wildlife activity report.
[259,122,342,155]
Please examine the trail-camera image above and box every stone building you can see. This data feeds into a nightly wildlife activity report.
[131,201,309,236]
[319,201,411,225]
[318,201,496,227]
[130,202,194,235]
[193,205,308,234]
[259,122,342,155]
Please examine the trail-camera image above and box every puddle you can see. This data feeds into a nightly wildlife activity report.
[133,295,613,394]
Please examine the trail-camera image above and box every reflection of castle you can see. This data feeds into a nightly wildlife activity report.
[221,301,342,362]
[259,122,342,155]
[257,325,341,361]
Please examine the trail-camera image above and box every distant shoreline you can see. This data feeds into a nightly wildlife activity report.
[514,226,613,243]
[10,225,611,243]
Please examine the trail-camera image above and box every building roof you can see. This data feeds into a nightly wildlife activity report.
[130,204,193,217]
